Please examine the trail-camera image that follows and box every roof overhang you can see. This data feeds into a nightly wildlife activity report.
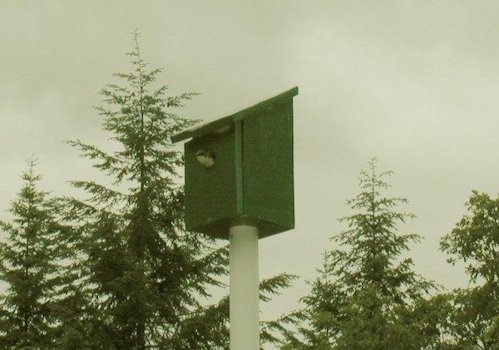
[171,86,298,143]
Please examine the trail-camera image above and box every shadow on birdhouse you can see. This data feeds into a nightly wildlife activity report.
[172,87,298,239]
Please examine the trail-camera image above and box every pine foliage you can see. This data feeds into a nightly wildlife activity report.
[63,32,230,349]
[0,159,62,348]
[282,159,438,349]
[440,191,499,349]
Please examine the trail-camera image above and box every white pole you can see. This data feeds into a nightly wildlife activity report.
[230,224,259,350]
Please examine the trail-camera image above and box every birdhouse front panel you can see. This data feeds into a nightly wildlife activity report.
[184,131,238,237]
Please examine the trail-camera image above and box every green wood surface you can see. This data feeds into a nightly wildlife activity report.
[171,87,298,143]
[184,132,237,238]
[242,99,294,238]
[178,87,298,239]
[234,121,244,215]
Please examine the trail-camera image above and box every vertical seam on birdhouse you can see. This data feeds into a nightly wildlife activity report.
[234,120,244,215]
[290,100,296,228]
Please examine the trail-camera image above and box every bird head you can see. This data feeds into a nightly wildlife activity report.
[196,149,216,168]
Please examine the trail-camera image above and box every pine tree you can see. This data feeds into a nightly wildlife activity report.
[63,31,223,349]
[440,191,499,349]
[282,159,437,349]
[0,159,62,348]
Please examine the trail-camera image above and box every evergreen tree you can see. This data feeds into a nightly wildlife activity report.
[0,159,62,348]
[282,159,437,349]
[440,191,499,349]
[65,31,223,349]
[65,32,293,349]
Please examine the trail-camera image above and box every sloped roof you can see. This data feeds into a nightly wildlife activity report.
[171,86,298,143]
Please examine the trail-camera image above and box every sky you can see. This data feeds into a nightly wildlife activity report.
[1,0,499,341]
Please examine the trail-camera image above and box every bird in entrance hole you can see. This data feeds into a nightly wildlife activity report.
[196,149,216,168]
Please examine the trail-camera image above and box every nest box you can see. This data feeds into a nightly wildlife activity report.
[172,87,298,239]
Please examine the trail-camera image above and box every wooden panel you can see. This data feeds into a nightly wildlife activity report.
[242,99,294,238]
[184,132,237,235]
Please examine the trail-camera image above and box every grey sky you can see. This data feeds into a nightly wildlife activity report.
[2,0,499,337]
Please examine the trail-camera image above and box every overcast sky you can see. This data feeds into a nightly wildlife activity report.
[2,0,499,336]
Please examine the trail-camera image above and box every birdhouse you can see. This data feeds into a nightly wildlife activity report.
[172,87,298,239]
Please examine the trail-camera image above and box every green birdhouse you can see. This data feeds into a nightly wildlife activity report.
[172,87,298,239]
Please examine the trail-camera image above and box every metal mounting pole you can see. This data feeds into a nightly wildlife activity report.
[229,224,259,350]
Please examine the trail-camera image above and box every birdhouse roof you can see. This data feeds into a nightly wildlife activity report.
[171,86,298,143]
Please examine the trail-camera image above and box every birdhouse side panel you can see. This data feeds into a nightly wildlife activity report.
[242,99,294,236]
[184,133,238,233]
